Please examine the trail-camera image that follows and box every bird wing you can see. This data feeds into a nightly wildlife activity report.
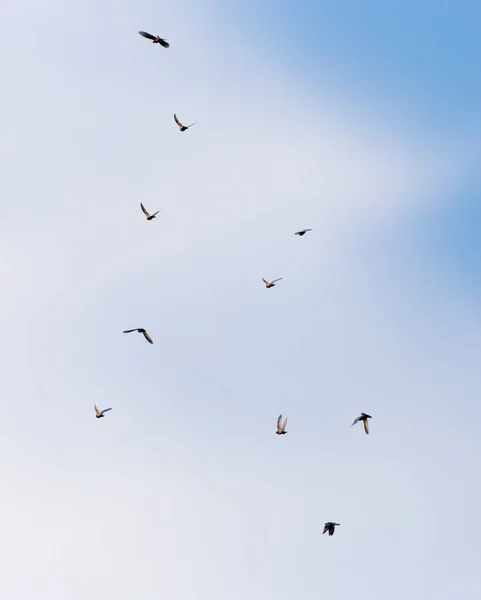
[174,114,184,128]
[142,330,154,344]
[281,416,288,431]
[322,524,328,534]
[140,202,150,217]
[277,414,283,431]
[262,278,269,285]
[271,278,283,284]
[185,121,198,128]
[94,404,101,416]
[139,31,156,40]
[101,408,112,415]
[123,329,137,334]
[363,419,369,435]
[151,210,161,217]
[158,38,170,48]
[294,231,302,235]
[351,416,361,427]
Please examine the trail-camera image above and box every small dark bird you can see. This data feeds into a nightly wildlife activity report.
[262,277,282,289]
[140,203,161,220]
[294,229,312,236]
[276,414,288,435]
[351,412,372,435]
[174,113,198,132]
[94,404,112,419]
[123,328,153,344]
[323,522,340,536]
[138,31,170,47]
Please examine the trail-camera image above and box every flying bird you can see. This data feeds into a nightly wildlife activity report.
[351,412,372,434]
[262,277,282,289]
[94,404,112,419]
[140,203,161,220]
[323,522,340,536]
[294,229,312,236]
[138,31,170,47]
[123,328,154,344]
[174,113,198,132]
[276,414,288,435]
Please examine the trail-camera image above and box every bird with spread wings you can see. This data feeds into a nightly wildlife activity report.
[94,404,112,419]
[140,203,161,221]
[138,31,170,48]
[123,328,154,344]
[174,113,198,132]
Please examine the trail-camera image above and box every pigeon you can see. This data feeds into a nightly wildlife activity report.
[174,113,198,132]
[262,277,282,289]
[140,203,161,221]
[123,328,153,344]
[138,31,170,48]
[94,404,112,419]
[322,522,340,536]
[351,412,372,435]
[294,229,312,236]
[276,414,288,435]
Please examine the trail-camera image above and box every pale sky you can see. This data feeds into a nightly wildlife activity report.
[1,1,480,598]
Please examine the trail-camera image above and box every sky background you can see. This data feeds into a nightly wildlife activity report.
[1,1,480,598]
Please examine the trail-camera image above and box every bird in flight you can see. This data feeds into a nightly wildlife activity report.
[123,328,154,344]
[351,412,372,435]
[276,414,288,435]
[323,522,340,536]
[94,404,112,419]
[140,203,161,221]
[294,229,312,236]
[262,277,282,289]
[174,113,198,132]
[138,31,170,48]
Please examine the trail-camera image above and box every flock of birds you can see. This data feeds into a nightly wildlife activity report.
[92,29,374,540]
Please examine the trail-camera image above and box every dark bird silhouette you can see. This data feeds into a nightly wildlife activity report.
[276,414,288,435]
[174,113,198,132]
[262,277,282,289]
[140,203,161,220]
[138,31,170,47]
[123,328,153,344]
[323,522,340,536]
[351,412,372,435]
[94,404,112,419]
[294,229,312,236]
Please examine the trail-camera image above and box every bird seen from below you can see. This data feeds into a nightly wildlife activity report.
[351,412,372,434]
[140,203,161,220]
[94,405,112,419]
[174,113,198,132]
[262,277,282,289]
[138,31,170,47]
[323,522,340,536]
[123,328,154,344]
[294,229,312,236]
[276,414,288,435]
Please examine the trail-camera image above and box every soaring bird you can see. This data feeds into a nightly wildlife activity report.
[294,229,312,236]
[174,113,198,132]
[351,412,372,435]
[323,522,340,536]
[262,277,282,289]
[138,31,170,48]
[123,328,153,344]
[140,203,161,221]
[276,414,288,435]
[94,404,112,419]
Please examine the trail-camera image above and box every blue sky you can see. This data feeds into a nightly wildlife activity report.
[0,1,480,599]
